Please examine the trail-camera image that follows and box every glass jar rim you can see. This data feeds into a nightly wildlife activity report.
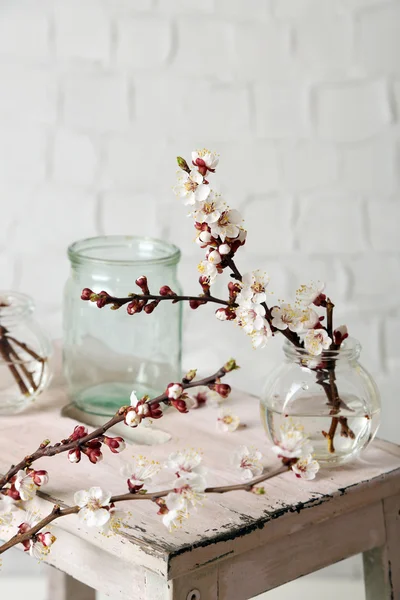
[0,291,35,321]
[68,235,181,267]
[283,336,361,361]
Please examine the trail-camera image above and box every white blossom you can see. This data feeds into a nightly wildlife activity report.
[292,454,320,480]
[162,506,187,532]
[296,282,325,308]
[173,169,210,206]
[14,470,38,501]
[197,250,221,284]
[236,301,266,334]
[192,386,227,408]
[240,270,270,304]
[74,487,112,528]
[304,329,332,356]
[271,421,313,459]
[232,446,263,481]
[194,193,225,225]
[195,230,212,247]
[192,149,219,173]
[166,474,206,513]
[166,449,206,478]
[121,456,161,490]
[217,409,241,432]
[210,209,242,242]
[29,532,57,559]
[251,321,273,349]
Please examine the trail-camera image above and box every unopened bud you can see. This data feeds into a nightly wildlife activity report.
[144,300,159,314]
[135,275,149,294]
[190,298,206,310]
[177,156,190,173]
[211,383,231,398]
[183,369,197,383]
[81,288,93,301]
[171,398,189,413]
[159,285,176,297]
[219,243,231,255]
[199,275,210,294]
[103,436,126,454]
[223,358,239,373]
[127,299,144,315]
[68,448,81,464]
[228,281,241,301]
[96,291,110,308]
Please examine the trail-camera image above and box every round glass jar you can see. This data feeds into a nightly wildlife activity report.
[63,236,182,416]
[0,292,52,415]
[260,338,381,466]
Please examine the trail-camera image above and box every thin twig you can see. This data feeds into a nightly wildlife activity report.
[0,466,287,555]
[0,363,231,491]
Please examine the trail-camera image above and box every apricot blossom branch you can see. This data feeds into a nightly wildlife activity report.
[0,464,287,555]
[0,360,236,493]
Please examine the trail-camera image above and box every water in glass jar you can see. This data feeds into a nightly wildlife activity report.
[261,393,380,465]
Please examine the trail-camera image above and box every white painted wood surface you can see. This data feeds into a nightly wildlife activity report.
[1,366,400,599]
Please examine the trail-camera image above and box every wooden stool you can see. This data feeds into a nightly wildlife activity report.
[1,381,399,599]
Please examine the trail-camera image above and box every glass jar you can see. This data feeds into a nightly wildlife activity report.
[260,338,381,466]
[63,236,182,416]
[0,292,52,415]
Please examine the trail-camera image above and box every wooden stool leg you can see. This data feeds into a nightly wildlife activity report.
[363,495,400,600]
[47,567,96,600]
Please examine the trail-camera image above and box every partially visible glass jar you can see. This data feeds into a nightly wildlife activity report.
[63,236,182,416]
[260,338,381,466]
[0,292,52,415]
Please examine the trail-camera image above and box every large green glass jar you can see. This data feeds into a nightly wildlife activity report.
[63,236,182,416]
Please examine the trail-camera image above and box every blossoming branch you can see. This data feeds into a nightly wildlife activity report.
[81,148,353,454]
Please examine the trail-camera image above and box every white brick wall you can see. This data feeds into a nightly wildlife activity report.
[1,0,399,446]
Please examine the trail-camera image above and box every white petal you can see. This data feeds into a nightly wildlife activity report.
[74,490,89,507]
[130,390,139,406]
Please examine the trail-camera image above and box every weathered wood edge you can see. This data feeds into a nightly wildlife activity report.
[166,465,400,579]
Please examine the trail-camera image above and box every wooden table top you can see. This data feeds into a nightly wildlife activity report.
[1,368,400,584]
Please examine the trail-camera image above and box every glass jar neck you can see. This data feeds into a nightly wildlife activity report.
[68,236,181,271]
[283,337,361,366]
[0,292,35,326]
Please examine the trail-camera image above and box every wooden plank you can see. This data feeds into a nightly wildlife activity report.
[47,568,96,600]
[363,494,400,600]
[218,501,385,599]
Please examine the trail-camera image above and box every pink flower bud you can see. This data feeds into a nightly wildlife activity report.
[215,307,236,321]
[29,469,49,487]
[228,281,241,301]
[70,425,88,441]
[37,532,56,547]
[166,382,183,400]
[149,401,163,419]
[135,275,149,294]
[127,299,145,314]
[313,293,327,306]
[144,300,159,314]
[82,439,103,464]
[103,436,126,454]
[212,383,231,398]
[215,307,229,321]
[68,448,81,463]
[96,291,110,308]
[334,325,349,345]
[159,285,176,296]
[189,298,206,310]
[81,288,93,300]
[199,275,210,294]
[171,398,189,413]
